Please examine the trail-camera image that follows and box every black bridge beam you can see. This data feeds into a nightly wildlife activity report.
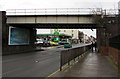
[8,23,105,29]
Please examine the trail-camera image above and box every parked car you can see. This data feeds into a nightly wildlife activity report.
[59,41,67,45]
[64,42,72,48]
[35,39,44,46]
[36,39,43,43]
[50,41,58,46]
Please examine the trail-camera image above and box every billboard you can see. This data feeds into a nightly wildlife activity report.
[9,27,30,45]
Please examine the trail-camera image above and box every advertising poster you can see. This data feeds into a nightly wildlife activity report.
[9,27,30,45]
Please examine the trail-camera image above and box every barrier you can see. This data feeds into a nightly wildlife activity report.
[6,8,103,15]
[60,44,91,71]
[6,8,118,15]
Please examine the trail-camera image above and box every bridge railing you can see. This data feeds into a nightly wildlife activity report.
[60,43,91,71]
[6,8,118,16]
[6,8,103,15]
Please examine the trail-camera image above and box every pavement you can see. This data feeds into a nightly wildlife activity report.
[52,51,119,77]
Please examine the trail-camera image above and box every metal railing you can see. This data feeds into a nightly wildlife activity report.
[105,9,119,15]
[60,44,91,71]
[6,8,118,16]
[6,8,103,15]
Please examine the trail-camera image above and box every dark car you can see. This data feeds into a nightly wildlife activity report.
[58,41,67,45]
[64,42,72,48]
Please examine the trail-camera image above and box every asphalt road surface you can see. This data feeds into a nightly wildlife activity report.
[2,43,91,77]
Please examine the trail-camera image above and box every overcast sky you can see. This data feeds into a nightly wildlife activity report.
[0,0,120,10]
[79,29,96,38]
[1,0,119,38]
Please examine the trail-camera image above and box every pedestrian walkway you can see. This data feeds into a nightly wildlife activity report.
[52,51,119,77]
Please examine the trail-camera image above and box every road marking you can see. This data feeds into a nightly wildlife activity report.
[47,64,69,77]
[47,69,60,77]
[47,51,88,78]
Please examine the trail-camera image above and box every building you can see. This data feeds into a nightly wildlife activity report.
[83,34,90,43]
[78,31,84,43]
[37,33,72,41]
[118,1,120,9]
[51,29,79,43]
[118,1,120,14]
[51,29,79,39]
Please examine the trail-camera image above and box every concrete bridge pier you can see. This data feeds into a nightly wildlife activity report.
[1,11,37,55]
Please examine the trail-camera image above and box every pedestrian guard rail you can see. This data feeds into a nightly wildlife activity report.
[60,43,91,71]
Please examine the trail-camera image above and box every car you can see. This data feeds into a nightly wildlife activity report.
[35,39,44,46]
[58,41,67,45]
[36,39,43,44]
[50,41,58,46]
[64,42,72,48]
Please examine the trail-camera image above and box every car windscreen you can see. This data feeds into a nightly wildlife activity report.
[64,43,70,44]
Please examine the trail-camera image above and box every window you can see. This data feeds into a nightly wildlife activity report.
[59,30,61,32]
[72,34,74,37]
[72,30,74,32]
[64,30,66,32]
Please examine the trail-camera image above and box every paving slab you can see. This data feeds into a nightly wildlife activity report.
[53,52,119,77]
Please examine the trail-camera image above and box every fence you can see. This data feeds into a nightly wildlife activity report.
[6,8,118,16]
[6,8,103,15]
[60,44,91,71]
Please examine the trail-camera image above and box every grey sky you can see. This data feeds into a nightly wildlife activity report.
[79,29,96,38]
[0,0,120,10]
[1,0,119,38]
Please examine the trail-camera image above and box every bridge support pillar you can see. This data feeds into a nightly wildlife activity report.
[0,11,5,78]
[97,28,109,56]
[1,11,37,55]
